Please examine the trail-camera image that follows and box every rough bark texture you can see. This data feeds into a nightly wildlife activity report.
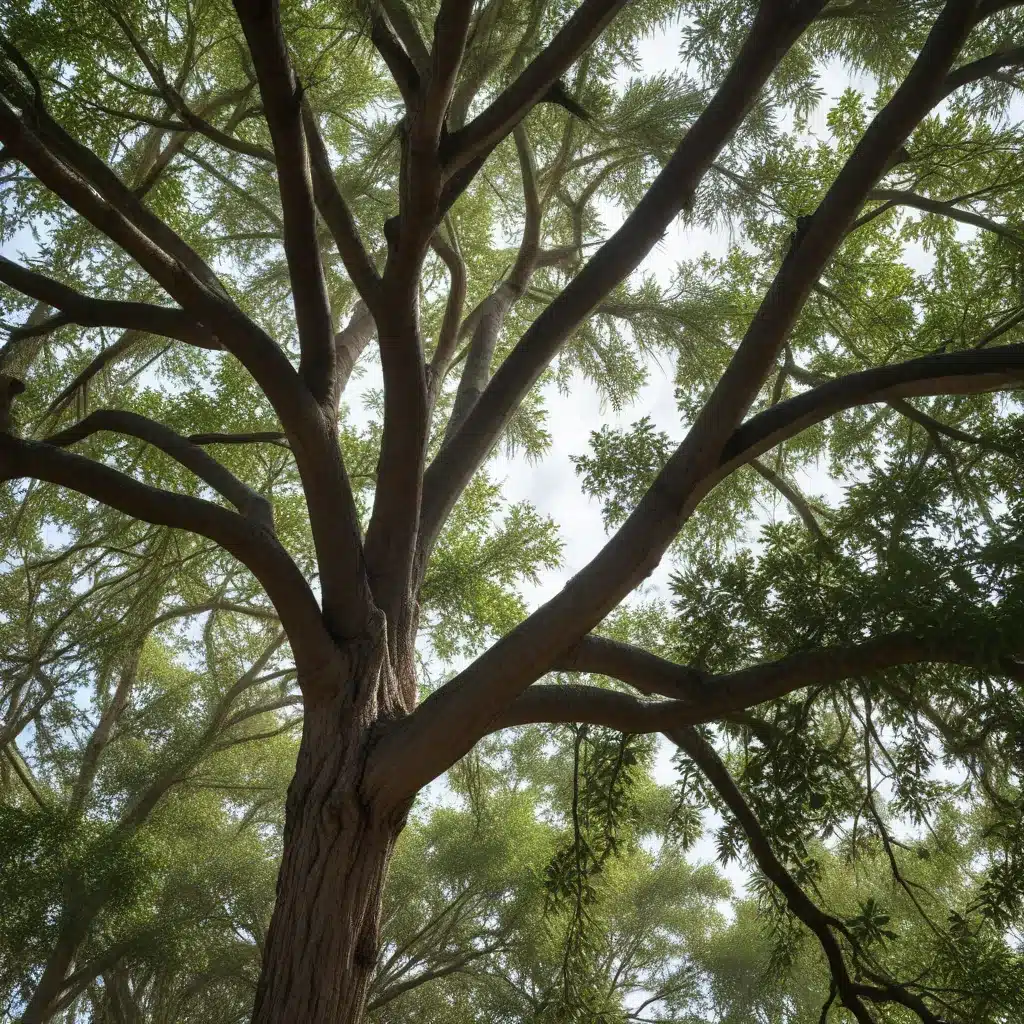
[252,626,411,1024]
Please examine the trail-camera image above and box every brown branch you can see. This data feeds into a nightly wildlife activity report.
[232,0,337,407]
[0,69,227,298]
[420,0,474,147]
[443,125,541,440]
[669,727,877,1024]
[368,12,421,105]
[45,409,275,529]
[227,4,374,640]
[491,630,993,732]
[379,0,430,71]
[939,43,1024,96]
[0,257,218,347]
[0,435,336,683]
[420,0,827,561]
[0,81,319,443]
[404,0,983,786]
[750,458,825,538]
[555,634,708,701]
[867,187,1024,247]
[674,727,947,1023]
[443,0,631,175]
[301,101,383,311]
[721,345,1024,473]
[427,229,467,404]
[103,8,274,162]
[187,430,288,447]
[335,300,376,402]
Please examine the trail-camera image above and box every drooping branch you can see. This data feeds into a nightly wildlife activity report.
[420,0,828,560]
[45,409,275,529]
[668,728,874,1024]
[0,435,336,682]
[671,727,946,1024]
[0,257,219,348]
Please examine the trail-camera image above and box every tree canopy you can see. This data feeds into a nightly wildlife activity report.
[1,0,1023,1020]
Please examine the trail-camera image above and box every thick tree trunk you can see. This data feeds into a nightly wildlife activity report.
[251,634,410,1024]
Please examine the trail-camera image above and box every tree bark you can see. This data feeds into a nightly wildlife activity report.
[251,630,411,1024]
[20,888,103,1024]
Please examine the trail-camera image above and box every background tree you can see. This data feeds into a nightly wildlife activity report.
[1,0,1024,1020]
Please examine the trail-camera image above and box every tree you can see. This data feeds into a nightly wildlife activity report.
[1,0,1024,1019]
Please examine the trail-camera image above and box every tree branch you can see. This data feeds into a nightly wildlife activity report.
[443,125,540,439]
[940,43,1024,96]
[443,0,630,175]
[232,0,337,407]
[0,435,337,683]
[187,431,288,447]
[301,101,383,311]
[45,409,275,529]
[867,187,1024,247]
[334,300,376,401]
[103,8,275,162]
[673,727,947,1023]
[0,257,218,348]
[669,727,877,1024]
[750,458,825,538]
[721,345,1024,475]
[0,77,320,442]
[427,228,467,405]
[491,630,994,732]
[420,0,474,148]
[368,11,421,106]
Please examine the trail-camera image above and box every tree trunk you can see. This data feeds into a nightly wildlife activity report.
[20,897,96,1024]
[251,634,410,1024]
